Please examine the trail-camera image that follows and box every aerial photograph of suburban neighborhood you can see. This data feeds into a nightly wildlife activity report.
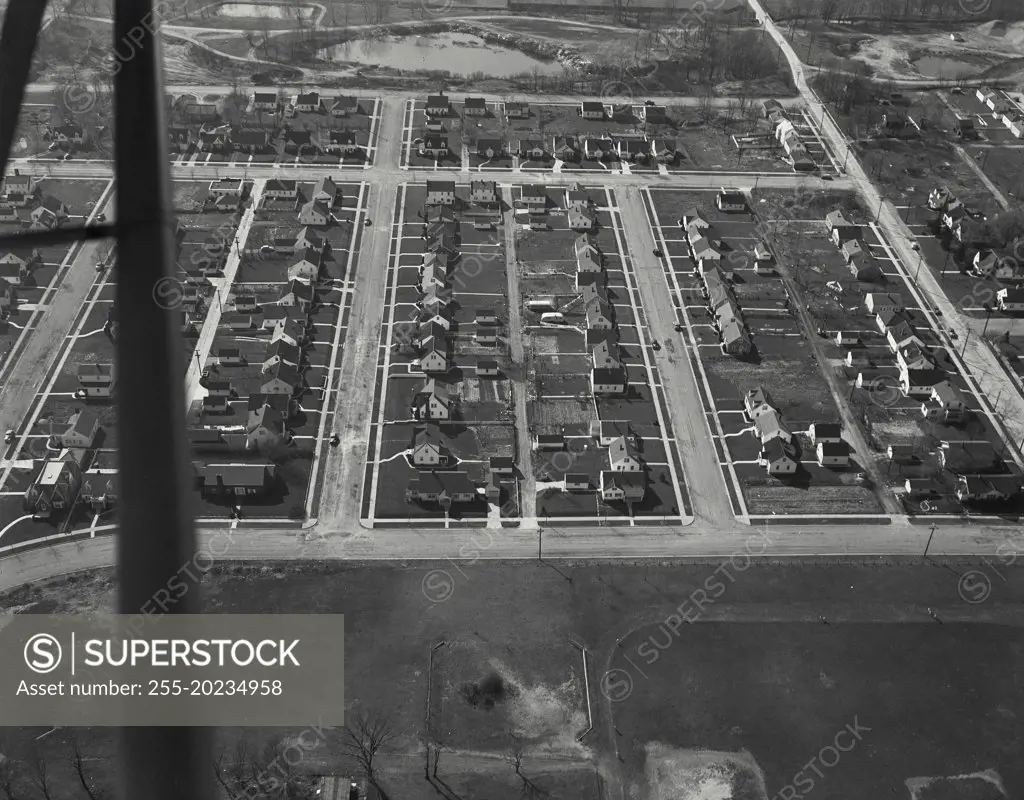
[0,0,1023,796]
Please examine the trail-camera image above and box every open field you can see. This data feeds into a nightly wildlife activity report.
[0,559,1022,800]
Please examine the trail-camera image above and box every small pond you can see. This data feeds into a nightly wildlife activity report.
[913,55,981,79]
[321,32,564,77]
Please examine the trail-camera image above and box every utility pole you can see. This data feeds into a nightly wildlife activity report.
[923,523,937,558]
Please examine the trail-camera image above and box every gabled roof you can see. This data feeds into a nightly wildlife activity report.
[263,360,301,387]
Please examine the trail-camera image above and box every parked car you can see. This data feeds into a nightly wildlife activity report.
[4,429,14,444]
[674,324,685,333]
[652,248,662,257]
[651,340,661,351]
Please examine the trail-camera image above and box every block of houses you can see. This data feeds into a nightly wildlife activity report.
[921,380,968,423]
[600,471,646,502]
[997,287,1024,312]
[197,462,277,499]
[591,366,626,395]
[608,436,643,472]
[406,471,477,506]
[77,363,116,398]
[426,180,456,206]
[760,439,798,475]
[885,319,923,353]
[51,121,85,143]
[817,440,850,467]
[582,138,614,160]
[425,94,451,117]
[580,100,605,120]
[717,188,746,212]
[298,200,330,226]
[476,359,500,378]
[412,379,450,421]
[463,97,488,117]
[552,136,578,162]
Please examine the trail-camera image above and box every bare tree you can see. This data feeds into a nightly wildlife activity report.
[69,735,102,800]
[0,756,25,800]
[341,712,396,798]
[25,748,51,800]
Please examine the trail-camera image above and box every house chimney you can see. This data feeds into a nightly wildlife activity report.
[14,169,19,176]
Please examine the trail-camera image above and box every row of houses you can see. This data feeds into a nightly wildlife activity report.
[858,292,971,424]
[763,100,816,172]
[170,123,368,157]
[416,130,681,164]
[0,177,69,233]
[681,207,754,356]
[423,95,667,124]
[744,387,849,475]
[824,211,884,282]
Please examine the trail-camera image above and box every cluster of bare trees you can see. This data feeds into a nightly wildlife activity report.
[772,0,1021,24]
[0,735,106,800]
